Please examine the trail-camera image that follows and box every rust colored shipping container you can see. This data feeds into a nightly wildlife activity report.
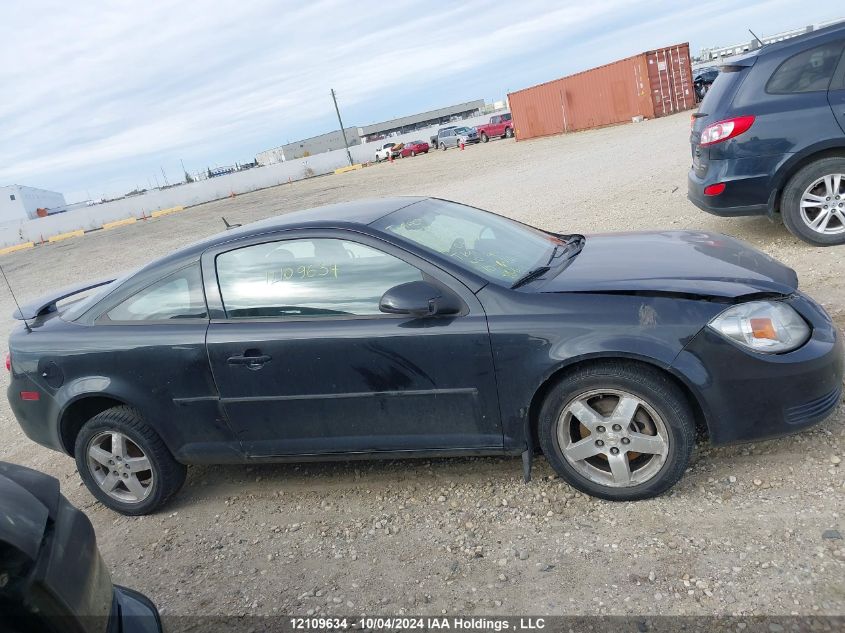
[508,43,694,141]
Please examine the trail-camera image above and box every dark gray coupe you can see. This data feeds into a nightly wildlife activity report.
[7,198,843,514]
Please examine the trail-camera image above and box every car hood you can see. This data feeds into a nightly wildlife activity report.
[534,231,798,298]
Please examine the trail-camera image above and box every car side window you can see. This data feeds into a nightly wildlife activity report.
[216,238,424,319]
[766,41,845,94]
[491,116,500,124]
[105,265,207,321]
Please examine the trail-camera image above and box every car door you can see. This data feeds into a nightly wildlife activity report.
[829,45,845,134]
[202,230,503,457]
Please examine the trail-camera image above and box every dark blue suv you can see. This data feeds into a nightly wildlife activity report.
[688,22,845,245]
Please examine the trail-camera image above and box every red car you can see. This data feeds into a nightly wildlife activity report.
[400,140,429,157]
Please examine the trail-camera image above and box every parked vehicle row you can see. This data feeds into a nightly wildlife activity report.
[688,21,845,246]
[374,114,514,162]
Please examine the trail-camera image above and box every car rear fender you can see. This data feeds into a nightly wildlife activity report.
[768,143,845,214]
[55,377,147,454]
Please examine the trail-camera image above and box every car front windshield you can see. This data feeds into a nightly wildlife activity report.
[454,127,471,134]
[372,199,562,284]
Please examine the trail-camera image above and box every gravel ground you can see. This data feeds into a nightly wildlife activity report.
[1,112,843,621]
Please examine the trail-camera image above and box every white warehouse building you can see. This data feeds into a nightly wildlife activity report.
[0,185,66,222]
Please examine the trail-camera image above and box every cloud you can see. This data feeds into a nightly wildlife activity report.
[0,0,840,198]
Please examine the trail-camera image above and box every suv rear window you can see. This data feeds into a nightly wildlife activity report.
[766,42,845,94]
[698,65,747,112]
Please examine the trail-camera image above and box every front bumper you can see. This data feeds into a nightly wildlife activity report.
[671,293,844,445]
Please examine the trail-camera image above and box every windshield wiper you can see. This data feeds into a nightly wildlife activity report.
[510,266,550,289]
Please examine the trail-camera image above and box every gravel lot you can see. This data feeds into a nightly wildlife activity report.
[1,112,843,622]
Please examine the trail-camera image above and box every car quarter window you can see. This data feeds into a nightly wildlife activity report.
[502,113,511,121]
[766,41,845,94]
[215,238,424,319]
[105,265,207,321]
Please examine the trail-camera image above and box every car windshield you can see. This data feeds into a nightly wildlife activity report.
[371,199,563,284]
[454,127,471,134]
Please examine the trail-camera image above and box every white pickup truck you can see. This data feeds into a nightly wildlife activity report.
[375,142,402,162]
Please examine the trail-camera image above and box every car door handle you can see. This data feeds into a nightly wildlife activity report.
[227,353,272,369]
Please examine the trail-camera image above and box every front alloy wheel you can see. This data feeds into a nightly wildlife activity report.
[538,361,694,501]
[557,389,669,487]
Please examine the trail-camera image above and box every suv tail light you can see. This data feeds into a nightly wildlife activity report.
[700,115,755,146]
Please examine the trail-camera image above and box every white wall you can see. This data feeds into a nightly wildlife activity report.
[0,187,29,224]
[0,111,505,248]
[0,185,66,223]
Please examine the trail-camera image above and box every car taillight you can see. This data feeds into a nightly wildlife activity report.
[5,353,10,372]
[20,391,40,401]
[699,115,755,146]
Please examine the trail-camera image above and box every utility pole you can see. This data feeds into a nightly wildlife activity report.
[330,88,354,166]
[160,166,170,187]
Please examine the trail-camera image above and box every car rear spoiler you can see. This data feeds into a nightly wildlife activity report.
[13,278,116,320]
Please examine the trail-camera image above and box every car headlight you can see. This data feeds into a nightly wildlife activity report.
[708,301,810,353]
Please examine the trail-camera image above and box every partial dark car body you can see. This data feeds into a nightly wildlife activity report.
[0,462,162,633]
[693,66,719,102]
[688,22,845,245]
[6,198,843,514]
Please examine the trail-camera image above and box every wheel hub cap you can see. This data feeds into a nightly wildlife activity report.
[800,174,845,235]
[87,432,154,503]
[556,389,670,488]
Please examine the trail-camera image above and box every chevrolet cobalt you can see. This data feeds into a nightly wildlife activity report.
[7,198,843,514]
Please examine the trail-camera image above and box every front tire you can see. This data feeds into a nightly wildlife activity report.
[537,361,694,501]
[782,158,845,245]
[480,132,489,143]
[75,406,187,515]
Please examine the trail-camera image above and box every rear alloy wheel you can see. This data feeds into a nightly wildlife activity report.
[782,158,845,246]
[440,143,447,151]
[538,362,694,501]
[505,127,513,138]
[75,406,186,515]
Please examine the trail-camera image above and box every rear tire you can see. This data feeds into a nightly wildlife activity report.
[537,361,694,501]
[781,157,845,246]
[440,143,447,151]
[75,406,187,515]
[504,127,513,138]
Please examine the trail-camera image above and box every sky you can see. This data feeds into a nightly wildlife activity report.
[1,1,842,202]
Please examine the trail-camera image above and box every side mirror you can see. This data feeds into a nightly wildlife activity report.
[379,281,461,317]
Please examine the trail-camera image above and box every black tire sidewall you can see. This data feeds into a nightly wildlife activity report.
[538,365,694,501]
[74,409,178,515]
[782,157,845,246]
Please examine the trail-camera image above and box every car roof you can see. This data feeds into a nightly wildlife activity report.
[155,196,430,267]
[728,21,845,65]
